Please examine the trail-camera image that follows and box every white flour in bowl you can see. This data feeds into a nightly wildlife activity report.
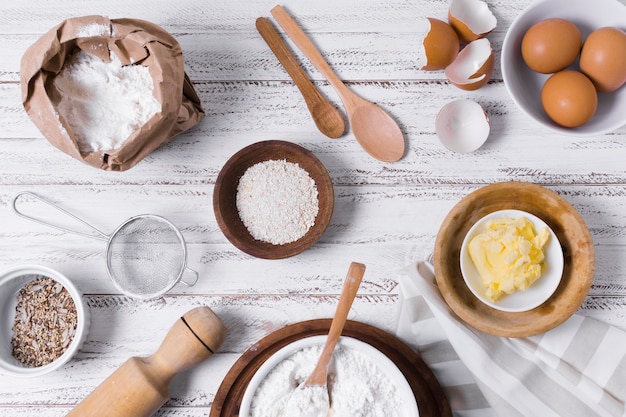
[236,159,319,245]
[250,343,406,417]
[52,49,161,153]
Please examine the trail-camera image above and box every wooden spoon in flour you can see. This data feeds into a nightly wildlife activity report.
[281,262,365,416]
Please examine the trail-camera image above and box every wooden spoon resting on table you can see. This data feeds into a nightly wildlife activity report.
[256,17,346,139]
[271,5,405,162]
[280,262,366,417]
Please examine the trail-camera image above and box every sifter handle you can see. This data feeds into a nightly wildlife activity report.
[12,191,109,241]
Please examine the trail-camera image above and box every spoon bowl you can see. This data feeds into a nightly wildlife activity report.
[271,5,405,162]
[310,100,346,139]
[350,104,405,162]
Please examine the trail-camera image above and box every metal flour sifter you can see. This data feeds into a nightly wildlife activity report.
[12,191,198,299]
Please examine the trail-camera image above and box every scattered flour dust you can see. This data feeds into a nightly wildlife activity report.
[52,48,161,153]
[236,159,319,245]
[250,344,406,417]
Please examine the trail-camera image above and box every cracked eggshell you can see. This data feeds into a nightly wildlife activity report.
[419,18,460,71]
[435,99,490,153]
[448,0,497,42]
[445,38,494,90]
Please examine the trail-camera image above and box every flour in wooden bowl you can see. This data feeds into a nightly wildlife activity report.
[52,49,161,153]
[236,159,319,245]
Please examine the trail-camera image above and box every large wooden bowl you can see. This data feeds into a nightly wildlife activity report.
[433,181,595,337]
[209,320,451,417]
[213,140,334,259]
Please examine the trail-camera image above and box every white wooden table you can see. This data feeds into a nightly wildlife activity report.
[1,0,625,415]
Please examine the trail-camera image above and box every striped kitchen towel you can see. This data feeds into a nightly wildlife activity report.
[395,261,626,417]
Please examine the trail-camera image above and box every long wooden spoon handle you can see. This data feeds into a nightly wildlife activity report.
[256,17,345,138]
[306,262,366,386]
[270,5,349,96]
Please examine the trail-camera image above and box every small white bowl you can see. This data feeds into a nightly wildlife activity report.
[460,209,564,312]
[435,99,490,153]
[0,265,89,377]
[239,336,419,417]
[501,0,626,135]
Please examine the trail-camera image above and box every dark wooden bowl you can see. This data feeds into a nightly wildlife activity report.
[213,140,334,259]
[434,181,595,337]
[209,320,452,417]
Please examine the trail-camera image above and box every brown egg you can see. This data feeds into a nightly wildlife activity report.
[580,27,626,93]
[541,70,598,128]
[421,18,460,71]
[521,18,582,74]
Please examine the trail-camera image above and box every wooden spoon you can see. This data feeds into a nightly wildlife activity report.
[280,262,365,416]
[256,17,346,139]
[271,5,405,162]
[307,261,365,386]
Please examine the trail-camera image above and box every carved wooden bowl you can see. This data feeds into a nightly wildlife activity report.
[213,140,334,259]
[433,181,595,337]
[209,320,452,417]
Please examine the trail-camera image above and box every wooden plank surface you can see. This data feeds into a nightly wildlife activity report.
[1,0,626,415]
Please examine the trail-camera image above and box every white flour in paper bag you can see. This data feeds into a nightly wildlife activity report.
[76,22,112,38]
[52,49,161,153]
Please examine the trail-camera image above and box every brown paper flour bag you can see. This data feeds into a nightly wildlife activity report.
[20,15,204,171]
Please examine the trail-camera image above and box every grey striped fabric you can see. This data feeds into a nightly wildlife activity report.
[395,261,626,417]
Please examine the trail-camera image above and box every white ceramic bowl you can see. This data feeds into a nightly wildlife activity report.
[239,335,419,417]
[460,209,564,312]
[0,265,89,377]
[501,0,626,135]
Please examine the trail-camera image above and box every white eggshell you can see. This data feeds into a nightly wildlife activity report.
[445,38,494,90]
[435,99,490,153]
[448,0,497,42]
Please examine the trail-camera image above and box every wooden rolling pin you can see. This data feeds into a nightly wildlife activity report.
[66,306,227,417]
